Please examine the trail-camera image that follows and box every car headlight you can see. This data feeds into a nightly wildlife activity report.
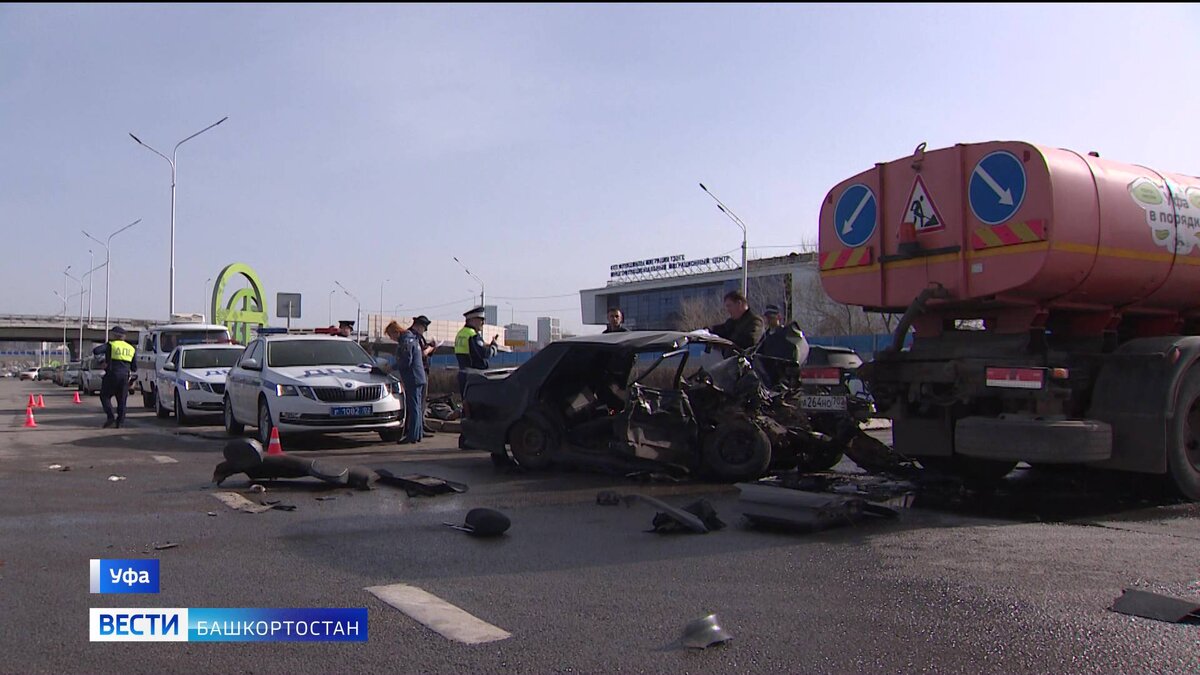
[276,384,300,397]
[182,380,197,391]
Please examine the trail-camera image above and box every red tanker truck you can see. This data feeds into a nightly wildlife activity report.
[818,141,1200,497]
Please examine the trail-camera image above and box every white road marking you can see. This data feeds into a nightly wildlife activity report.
[365,583,511,644]
[211,492,272,514]
[152,455,178,464]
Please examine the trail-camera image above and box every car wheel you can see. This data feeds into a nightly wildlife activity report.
[508,417,559,470]
[701,418,772,482]
[142,386,156,410]
[156,389,171,419]
[224,396,244,436]
[258,398,274,445]
[174,392,188,426]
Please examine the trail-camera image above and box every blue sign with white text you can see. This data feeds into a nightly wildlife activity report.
[834,184,877,248]
[969,150,1027,225]
[90,559,160,594]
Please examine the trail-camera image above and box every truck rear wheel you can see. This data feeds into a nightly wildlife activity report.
[1167,369,1200,500]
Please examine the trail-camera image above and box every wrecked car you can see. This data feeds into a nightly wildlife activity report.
[461,331,855,481]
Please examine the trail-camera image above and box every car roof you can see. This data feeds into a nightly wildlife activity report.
[558,330,733,350]
[256,334,356,342]
[174,343,243,351]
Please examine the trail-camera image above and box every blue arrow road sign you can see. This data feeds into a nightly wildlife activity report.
[834,184,877,248]
[969,151,1026,225]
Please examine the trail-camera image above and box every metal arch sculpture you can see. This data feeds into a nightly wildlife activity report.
[211,263,269,344]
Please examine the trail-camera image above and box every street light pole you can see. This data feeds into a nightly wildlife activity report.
[334,281,362,343]
[84,218,141,341]
[328,290,336,326]
[65,268,83,360]
[202,277,213,319]
[699,183,749,297]
[87,249,94,325]
[130,116,228,316]
[379,278,389,341]
[452,257,485,307]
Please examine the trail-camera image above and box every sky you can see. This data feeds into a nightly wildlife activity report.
[2,3,1197,336]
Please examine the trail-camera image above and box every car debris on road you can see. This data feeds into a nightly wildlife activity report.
[1110,588,1200,624]
[680,614,733,649]
[444,508,511,537]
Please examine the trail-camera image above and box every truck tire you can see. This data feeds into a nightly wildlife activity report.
[702,418,772,482]
[1167,369,1200,500]
[508,417,558,470]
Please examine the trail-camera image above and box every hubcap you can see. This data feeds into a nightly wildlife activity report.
[520,427,545,454]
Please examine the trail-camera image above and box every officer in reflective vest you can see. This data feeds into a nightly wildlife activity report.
[92,326,138,428]
[455,306,498,397]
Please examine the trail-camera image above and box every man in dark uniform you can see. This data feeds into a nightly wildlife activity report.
[755,304,809,387]
[603,308,629,334]
[454,306,498,397]
[92,326,137,428]
[707,290,763,356]
[385,319,429,444]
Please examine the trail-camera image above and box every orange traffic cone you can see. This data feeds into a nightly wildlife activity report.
[27,394,36,409]
[23,407,37,428]
[73,391,82,404]
[37,394,45,409]
[266,427,284,456]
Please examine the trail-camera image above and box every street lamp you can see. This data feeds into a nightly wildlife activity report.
[87,249,94,324]
[378,278,390,341]
[83,218,141,340]
[452,257,485,307]
[328,289,336,326]
[130,116,228,316]
[64,268,84,359]
[334,281,362,342]
[82,260,107,337]
[699,183,749,297]
[202,277,213,319]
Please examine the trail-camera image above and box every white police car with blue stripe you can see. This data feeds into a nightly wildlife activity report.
[157,344,247,424]
[223,332,404,443]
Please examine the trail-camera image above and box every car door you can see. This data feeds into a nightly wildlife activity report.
[233,340,264,420]
[160,348,182,408]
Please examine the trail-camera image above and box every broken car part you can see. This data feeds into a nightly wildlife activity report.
[621,494,710,534]
[1110,588,1200,623]
[680,614,733,649]
[443,508,511,537]
[375,469,467,497]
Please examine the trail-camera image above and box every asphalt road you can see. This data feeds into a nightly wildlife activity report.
[2,378,1199,675]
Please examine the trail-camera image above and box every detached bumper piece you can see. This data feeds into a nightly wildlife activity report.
[736,480,904,533]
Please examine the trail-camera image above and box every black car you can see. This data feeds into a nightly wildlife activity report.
[461,331,846,482]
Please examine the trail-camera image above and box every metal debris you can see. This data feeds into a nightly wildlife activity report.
[153,542,180,551]
[48,464,68,471]
[107,475,126,482]
[211,492,273,514]
[206,511,217,517]
[376,470,467,497]
[680,614,733,649]
[622,494,711,534]
[250,484,267,493]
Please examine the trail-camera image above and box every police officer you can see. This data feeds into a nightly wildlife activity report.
[754,305,809,388]
[455,306,498,397]
[336,320,355,338]
[385,318,429,444]
[92,326,137,428]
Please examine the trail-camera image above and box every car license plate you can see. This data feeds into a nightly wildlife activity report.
[801,395,847,412]
[331,405,373,417]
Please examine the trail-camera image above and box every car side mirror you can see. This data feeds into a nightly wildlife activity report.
[163,363,177,372]
[241,359,260,371]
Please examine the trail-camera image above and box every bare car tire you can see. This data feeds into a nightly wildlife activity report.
[224,396,244,436]
[702,418,772,482]
[508,418,558,470]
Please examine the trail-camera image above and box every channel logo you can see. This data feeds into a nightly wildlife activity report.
[89,559,160,594]
[89,608,368,642]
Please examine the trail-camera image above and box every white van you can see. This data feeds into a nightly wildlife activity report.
[135,320,233,409]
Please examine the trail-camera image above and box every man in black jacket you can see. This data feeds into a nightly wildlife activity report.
[602,308,629,334]
[707,290,763,355]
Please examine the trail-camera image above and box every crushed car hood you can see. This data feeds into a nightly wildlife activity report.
[560,330,733,351]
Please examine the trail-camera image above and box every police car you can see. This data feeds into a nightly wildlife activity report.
[223,330,404,443]
[156,344,246,424]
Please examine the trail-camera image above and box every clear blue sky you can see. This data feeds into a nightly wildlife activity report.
[2,4,1197,334]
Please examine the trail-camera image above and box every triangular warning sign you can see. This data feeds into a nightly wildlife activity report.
[901,175,946,233]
